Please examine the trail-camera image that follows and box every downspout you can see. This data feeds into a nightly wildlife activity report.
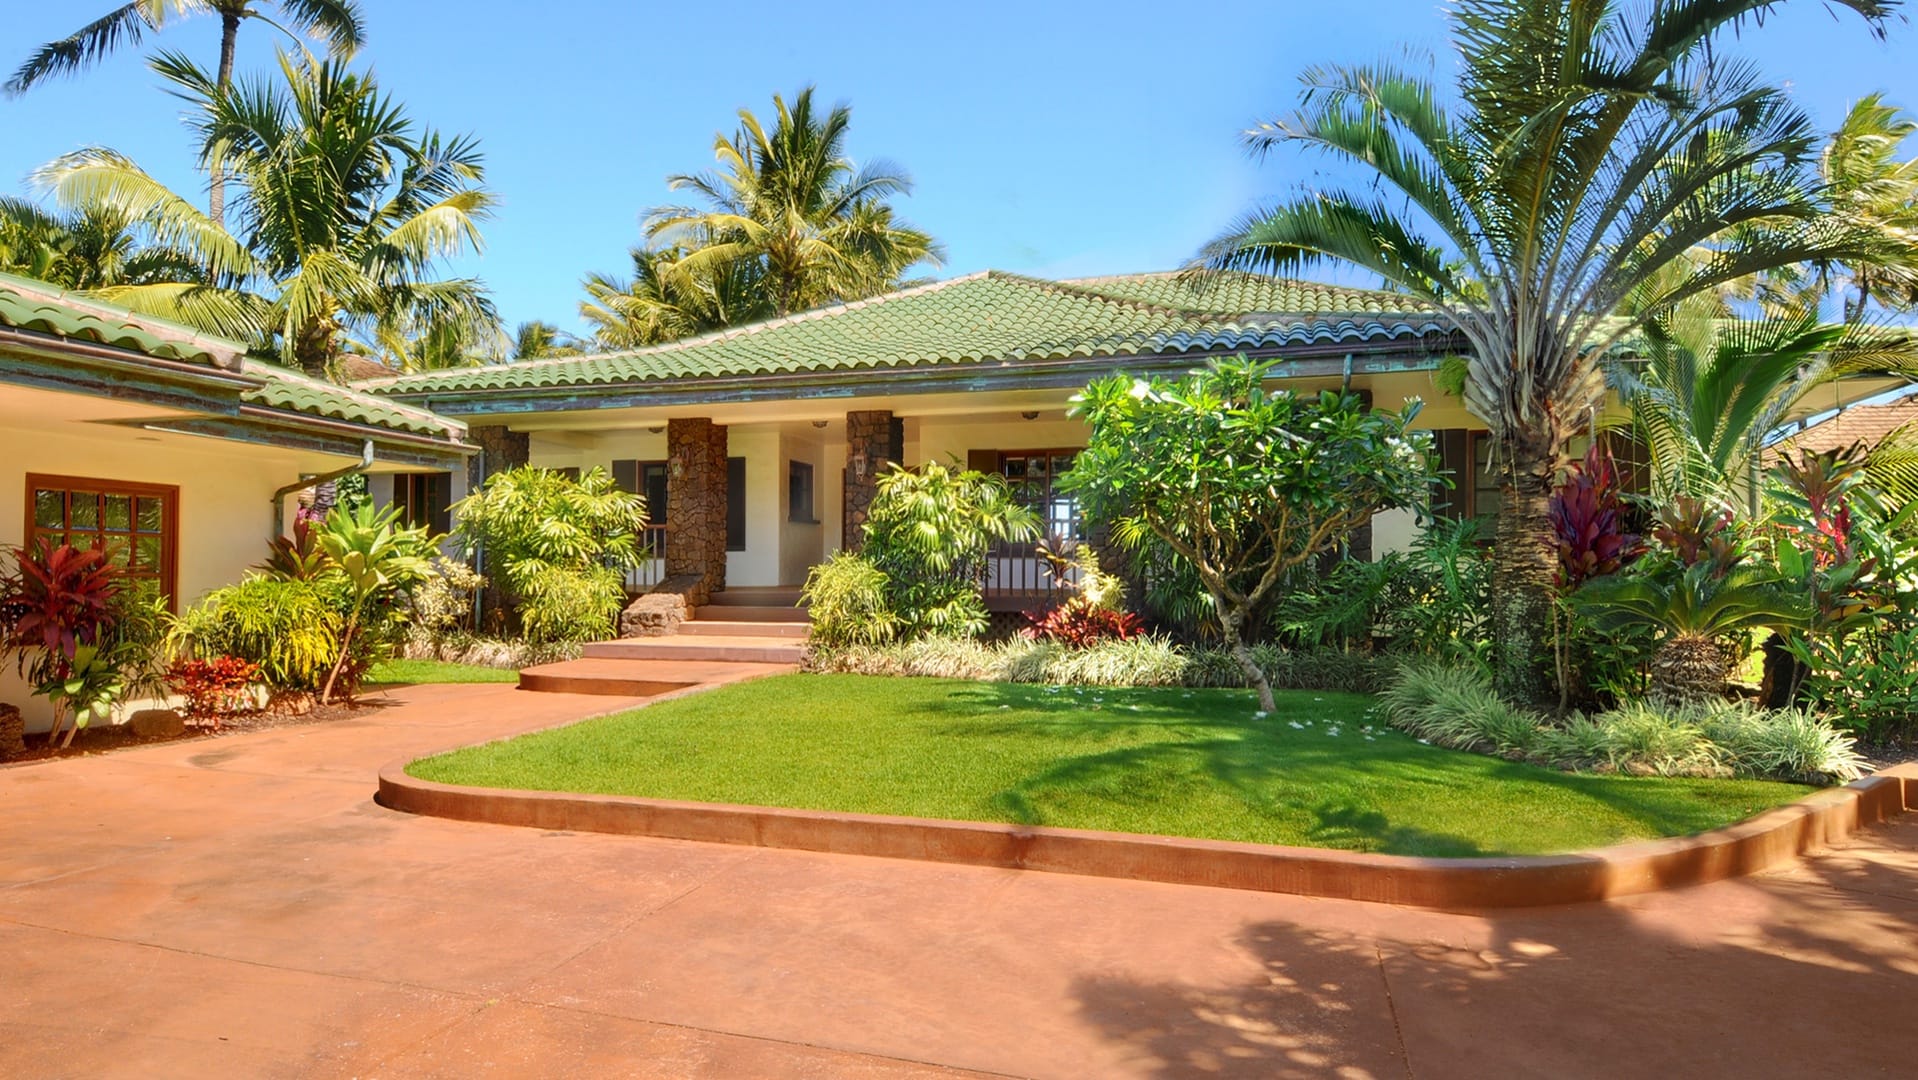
[272,439,375,539]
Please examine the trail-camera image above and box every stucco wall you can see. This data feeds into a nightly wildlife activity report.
[0,424,330,731]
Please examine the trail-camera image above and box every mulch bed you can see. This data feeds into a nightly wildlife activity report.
[0,692,404,766]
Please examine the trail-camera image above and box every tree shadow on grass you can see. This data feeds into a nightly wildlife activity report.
[921,681,1807,855]
[1070,823,1918,1077]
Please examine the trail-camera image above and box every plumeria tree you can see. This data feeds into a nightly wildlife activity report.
[1066,358,1436,711]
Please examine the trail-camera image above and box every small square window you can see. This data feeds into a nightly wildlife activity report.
[788,461,816,523]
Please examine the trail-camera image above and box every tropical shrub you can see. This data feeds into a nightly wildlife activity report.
[1378,663,1865,782]
[450,466,647,643]
[408,558,485,647]
[0,539,145,746]
[166,657,263,727]
[1024,604,1146,647]
[309,503,434,702]
[1550,443,1643,589]
[1794,624,1918,746]
[170,576,341,692]
[1067,357,1436,710]
[800,552,899,647]
[806,637,1395,693]
[1270,518,1493,661]
[515,564,625,646]
[860,461,1039,640]
[1576,499,1808,703]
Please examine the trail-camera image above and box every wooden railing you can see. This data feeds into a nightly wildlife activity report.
[624,524,671,593]
[982,540,1081,612]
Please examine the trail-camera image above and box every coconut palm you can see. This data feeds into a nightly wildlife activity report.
[1615,303,1918,512]
[511,321,586,360]
[1201,0,1897,704]
[35,50,499,380]
[8,1,366,225]
[0,196,213,293]
[1813,94,1918,322]
[580,241,770,349]
[645,87,944,318]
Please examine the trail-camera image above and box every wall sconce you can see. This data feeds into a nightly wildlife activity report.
[669,455,685,480]
[1021,411,1040,421]
[851,453,868,481]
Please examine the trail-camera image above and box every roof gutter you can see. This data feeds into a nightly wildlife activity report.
[272,439,374,540]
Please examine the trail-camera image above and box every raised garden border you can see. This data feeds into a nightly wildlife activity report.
[379,715,1915,910]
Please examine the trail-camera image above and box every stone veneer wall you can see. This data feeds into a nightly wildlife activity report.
[465,425,530,631]
[665,418,728,605]
[842,410,901,552]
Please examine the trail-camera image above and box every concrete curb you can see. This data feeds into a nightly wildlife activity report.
[377,709,1918,909]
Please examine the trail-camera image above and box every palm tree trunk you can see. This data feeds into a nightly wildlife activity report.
[208,10,242,227]
[1492,444,1559,708]
[1651,634,1726,704]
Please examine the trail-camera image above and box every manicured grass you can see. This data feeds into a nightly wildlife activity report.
[366,658,520,686]
[408,675,1812,856]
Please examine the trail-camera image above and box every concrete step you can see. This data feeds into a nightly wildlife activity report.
[518,661,696,698]
[678,618,808,639]
[583,636,808,665]
[705,588,805,608]
[692,604,809,624]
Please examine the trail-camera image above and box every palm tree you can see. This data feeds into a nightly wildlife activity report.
[1814,94,1918,321]
[1615,304,1918,512]
[580,241,771,349]
[0,196,211,292]
[645,87,944,318]
[1201,0,1896,704]
[9,1,366,226]
[35,50,499,380]
[510,321,586,360]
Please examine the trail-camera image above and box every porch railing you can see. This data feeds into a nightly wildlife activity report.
[982,541,1082,612]
[624,523,671,593]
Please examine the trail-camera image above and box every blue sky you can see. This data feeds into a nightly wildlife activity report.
[3,1,1914,335]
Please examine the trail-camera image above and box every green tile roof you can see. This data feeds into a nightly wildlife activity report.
[241,363,468,440]
[0,270,248,370]
[0,271,464,444]
[361,270,1455,397]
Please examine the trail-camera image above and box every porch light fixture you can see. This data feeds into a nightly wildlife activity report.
[669,455,685,480]
[1021,411,1040,420]
[811,420,828,429]
[648,425,664,434]
[851,453,868,481]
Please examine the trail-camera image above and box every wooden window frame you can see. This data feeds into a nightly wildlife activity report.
[25,472,181,609]
[392,471,452,535]
[994,448,1085,544]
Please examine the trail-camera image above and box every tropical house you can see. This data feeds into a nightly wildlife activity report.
[0,273,473,730]
[355,271,1496,618]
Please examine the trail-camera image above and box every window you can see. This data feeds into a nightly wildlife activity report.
[1433,430,1502,523]
[392,472,451,534]
[997,449,1083,541]
[613,459,670,557]
[726,457,747,551]
[788,461,816,523]
[27,474,178,606]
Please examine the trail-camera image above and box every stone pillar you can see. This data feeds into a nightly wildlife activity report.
[665,418,728,605]
[466,424,529,493]
[843,410,901,551]
[465,425,530,632]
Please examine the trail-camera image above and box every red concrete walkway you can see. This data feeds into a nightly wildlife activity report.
[2,682,1914,1079]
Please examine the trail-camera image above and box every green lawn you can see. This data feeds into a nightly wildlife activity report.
[366,658,521,686]
[408,674,1812,857]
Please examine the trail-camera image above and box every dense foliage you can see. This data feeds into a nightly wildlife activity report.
[449,466,646,644]
[856,461,1039,640]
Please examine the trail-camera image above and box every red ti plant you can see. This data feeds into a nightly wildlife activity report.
[1549,442,1644,590]
[1,538,121,671]
[1770,446,1866,570]
[1652,497,1740,571]
[166,656,263,730]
